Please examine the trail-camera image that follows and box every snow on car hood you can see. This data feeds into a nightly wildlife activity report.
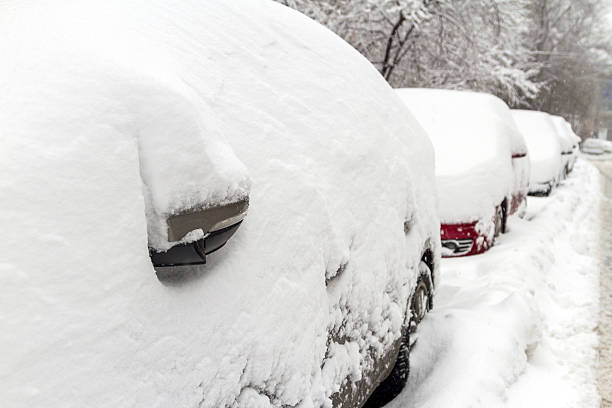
[395,89,515,223]
[511,110,563,184]
[0,1,439,407]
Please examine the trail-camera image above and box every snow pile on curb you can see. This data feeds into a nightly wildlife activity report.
[390,159,601,407]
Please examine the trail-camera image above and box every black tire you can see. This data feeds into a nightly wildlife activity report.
[364,262,432,408]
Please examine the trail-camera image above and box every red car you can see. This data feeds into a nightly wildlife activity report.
[396,89,529,257]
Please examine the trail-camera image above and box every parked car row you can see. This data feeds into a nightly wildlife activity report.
[0,1,584,407]
[395,90,578,258]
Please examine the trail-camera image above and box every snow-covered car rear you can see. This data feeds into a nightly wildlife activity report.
[561,119,581,173]
[511,110,564,196]
[549,115,578,179]
[395,89,527,257]
[0,1,440,407]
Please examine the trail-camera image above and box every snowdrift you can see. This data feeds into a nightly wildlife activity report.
[391,160,600,408]
[395,89,516,224]
[0,1,440,407]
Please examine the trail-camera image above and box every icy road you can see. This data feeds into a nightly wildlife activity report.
[387,159,602,408]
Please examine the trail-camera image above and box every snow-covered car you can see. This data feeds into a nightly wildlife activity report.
[511,110,563,196]
[582,138,612,155]
[549,115,578,178]
[562,120,581,173]
[395,89,527,257]
[0,1,441,407]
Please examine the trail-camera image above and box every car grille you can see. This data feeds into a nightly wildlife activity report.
[441,238,474,256]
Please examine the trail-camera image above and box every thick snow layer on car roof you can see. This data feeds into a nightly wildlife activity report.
[0,1,439,407]
[0,2,253,252]
[511,110,563,185]
[395,88,516,223]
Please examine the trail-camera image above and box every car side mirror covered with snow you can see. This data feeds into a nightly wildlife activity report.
[130,82,251,268]
[149,198,249,267]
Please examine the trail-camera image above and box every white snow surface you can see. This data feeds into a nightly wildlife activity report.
[395,89,517,224]
[389,159,601,408]
[511,110,563,185]
[0,1,440,407]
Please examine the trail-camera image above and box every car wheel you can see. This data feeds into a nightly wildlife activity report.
[364,262,432,408]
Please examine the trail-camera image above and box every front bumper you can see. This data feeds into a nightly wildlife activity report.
[440,221,491,257]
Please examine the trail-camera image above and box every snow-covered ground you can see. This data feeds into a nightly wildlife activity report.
[389,159,601,408]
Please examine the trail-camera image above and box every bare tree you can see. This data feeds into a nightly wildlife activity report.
[278,0,612,128]
[394,0,541,104]
[522,0,612,134]
[283,0,439,80]
[279,0,542,104]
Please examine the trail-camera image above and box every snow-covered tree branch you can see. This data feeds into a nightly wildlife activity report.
[277,0,612,130]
